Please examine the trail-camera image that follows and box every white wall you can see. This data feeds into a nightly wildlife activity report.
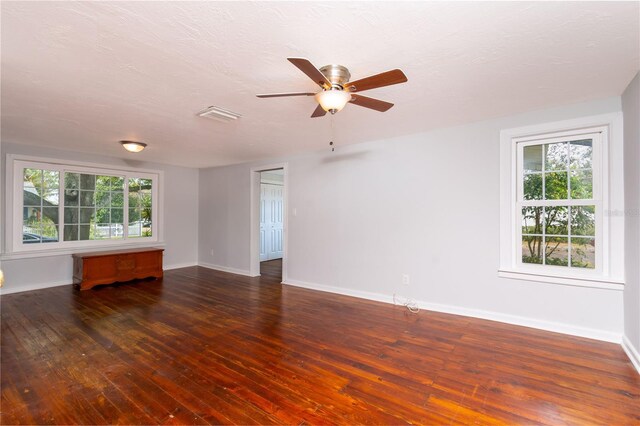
[0,142,199,293]
[623,72,640,368]
[198,97,625,342]
[198,164,252,274]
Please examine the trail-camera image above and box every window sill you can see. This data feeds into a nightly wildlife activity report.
[1,241,166,261]
[498,268,624,291]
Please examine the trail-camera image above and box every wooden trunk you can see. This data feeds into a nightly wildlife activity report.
[72,247,164,290]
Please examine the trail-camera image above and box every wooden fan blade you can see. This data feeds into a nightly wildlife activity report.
[345,69,407,92]
[349,94,394,112]
[256,92,316,98]
[288,58,331,88]
[311,104,327,118]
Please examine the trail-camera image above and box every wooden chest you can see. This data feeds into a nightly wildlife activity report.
[72,247,164,290]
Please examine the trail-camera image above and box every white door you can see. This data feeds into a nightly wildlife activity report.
[259,183,284,261]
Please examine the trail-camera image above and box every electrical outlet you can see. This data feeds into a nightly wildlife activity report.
[402,274,410,286]
[210,249,214,257]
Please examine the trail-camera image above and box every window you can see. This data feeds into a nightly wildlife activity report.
[10,157,160,253]
[499,113,624,289]
[518,135,601,270]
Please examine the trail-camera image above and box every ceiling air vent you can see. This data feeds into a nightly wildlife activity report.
[196,106,241,121]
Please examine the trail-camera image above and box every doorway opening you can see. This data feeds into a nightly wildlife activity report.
[250,164,287,282]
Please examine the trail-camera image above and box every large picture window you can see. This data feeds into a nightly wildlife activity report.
[11,158,159,252]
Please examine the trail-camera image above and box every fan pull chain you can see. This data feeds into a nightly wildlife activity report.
[330,114,335,152]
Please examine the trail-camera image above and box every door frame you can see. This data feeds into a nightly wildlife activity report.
[250,162,288,281]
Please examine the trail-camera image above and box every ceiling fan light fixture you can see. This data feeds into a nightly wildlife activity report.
[120,140,147,153]
[315,89,352,113]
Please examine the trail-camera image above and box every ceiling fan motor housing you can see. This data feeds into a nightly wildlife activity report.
[319,64,351,89]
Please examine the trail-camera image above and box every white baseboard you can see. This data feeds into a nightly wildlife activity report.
[164,262,198,270]
[622,335,640,375]
[420,301,621,344]
[0,280,71,295]
[285,278,395,304]
[283,279,621,344]
[198,262,254,277]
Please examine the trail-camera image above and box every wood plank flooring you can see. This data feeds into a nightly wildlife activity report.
[2,260,639,425]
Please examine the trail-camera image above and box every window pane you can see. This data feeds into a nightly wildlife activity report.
[24,206,40,222]
[80,174,95,190]
[42,170,59,191]
[142,223,152,238]
[129,178,140,192]
[23,190,40,206]
[129,207,141,237]
[523,173,542,200]
[23,229,41,243]
[570,170,593,199]
[129,218,142,237]
[96,208,110,224]
[21,164,60,242]
[571,237,595,269]
[43,191,59,205]
[96,191,110,207]
[80,208,95,223]
[139,178,152,190]
[545,237,568,266]
[544,207,568,235]
[94,224,110,240]
[23,168,59,210]
[64,224,79,241]
[523,145,542,172]
[42,207,59,224]
[41,219,58,242]
[111,176,124,190]
[23,220,41,243]
[544,172,568,200]
[24,169,43,191]
[522,236,543,264]
[111,192,124,207]
[128,177,153,238]
[80,190,94,206]
[65,173,79,189]
[129,191,140,208]
[111,223,123,239]
[79,224,92,240]
[522,207,543,234]
[64,207,79,224]
[141,191,152,208]
[96,175,111,189]
[24,217,58,243]
[64,188,79,206]
[544,142,568,171]
[111,208,123,223]
[571,206,595,236]
[569,139,593,170]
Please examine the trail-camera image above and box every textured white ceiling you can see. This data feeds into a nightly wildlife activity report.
[2,1,638,168]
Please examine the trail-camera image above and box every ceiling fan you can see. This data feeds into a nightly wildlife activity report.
[256,57,408,118]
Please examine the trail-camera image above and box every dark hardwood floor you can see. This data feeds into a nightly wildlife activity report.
[2,260,639,425]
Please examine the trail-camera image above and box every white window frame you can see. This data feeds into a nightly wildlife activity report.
[499,113,624,290]
[4,154,164,258]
